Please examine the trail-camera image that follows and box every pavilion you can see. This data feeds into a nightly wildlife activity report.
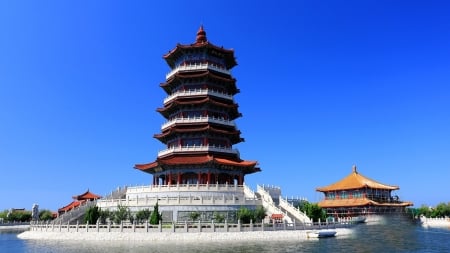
[316,165,413,217]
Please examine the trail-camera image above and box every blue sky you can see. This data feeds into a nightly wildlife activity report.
[1,1,449,211]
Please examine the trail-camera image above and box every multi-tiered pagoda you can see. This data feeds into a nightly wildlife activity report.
[135,26,260,185]
[96,27,265,222]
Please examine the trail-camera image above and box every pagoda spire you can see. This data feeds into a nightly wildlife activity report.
[195,25,207,44]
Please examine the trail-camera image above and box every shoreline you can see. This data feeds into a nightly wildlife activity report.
[0,224,30,231]
[18,228,353,242]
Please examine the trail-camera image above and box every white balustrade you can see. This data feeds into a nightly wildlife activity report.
[164,89,233,104]
[157,145,239,158]
[166,63,230,79]
[161,116,235,130]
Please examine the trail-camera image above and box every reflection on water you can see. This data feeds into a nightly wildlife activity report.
[4,215,450,253]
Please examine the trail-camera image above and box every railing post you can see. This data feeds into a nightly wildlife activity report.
[86,221,89,232]
[198,220,201,233]
[97,220,99,232]
[225,220,228,232]
[120,220,123,232]
[108,221,111,232]
[133,220,136,232]
[238,220,241,232]
[76,221,79,232]
[159,220,162,232]
[146,220,149,232]
[172,221,175,233]
[184,221,188,232]
[250,219,253,231]
[212,220,215,232]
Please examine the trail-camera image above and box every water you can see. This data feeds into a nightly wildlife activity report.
[2,216,450,253]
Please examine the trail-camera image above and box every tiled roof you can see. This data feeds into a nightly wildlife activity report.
[58,200,83,212]
[72,190,102,200]
[157,97,237,113]
[318,198,413,208]
[161,70,236,85]
[316,166,399,192]
[134,154,259,172]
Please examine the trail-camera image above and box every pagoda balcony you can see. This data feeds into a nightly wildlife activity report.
[157,145,239,158]
[161,116,235,130]
[163,89,233,105]
[166,62,231,79]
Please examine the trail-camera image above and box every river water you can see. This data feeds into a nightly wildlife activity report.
[2,216,450,253]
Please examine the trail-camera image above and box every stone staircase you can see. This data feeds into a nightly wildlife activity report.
[52,186,127,225]
[255,184,311,224]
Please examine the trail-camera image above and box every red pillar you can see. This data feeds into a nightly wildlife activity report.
[207,172,211,184]
[239,174,243,185]
[168,172,172,185]
[177,173,181,185]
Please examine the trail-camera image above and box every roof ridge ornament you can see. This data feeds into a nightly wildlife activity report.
[352,165,357,173]
[195,25,207,44]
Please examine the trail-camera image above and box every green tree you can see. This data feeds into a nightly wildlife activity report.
[253,206,266,222]
[135,209,151,223]
[149,202,162,225]
[113,205,129,224]
[237,207,253,223]
[189,211,200,222]
[7,210,31,222]
[39,210,54,221]
[213,212,225,223]
[84,206,100,224]
[99,209,110,224]
[296,201,326,222]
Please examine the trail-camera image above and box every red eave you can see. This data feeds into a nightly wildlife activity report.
[134,154,259,172]
[72,190,102,200]
[58,200,83,212]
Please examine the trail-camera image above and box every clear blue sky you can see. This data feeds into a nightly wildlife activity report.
[1,1,449,211]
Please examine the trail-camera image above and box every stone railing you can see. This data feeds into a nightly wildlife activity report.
[126,183,244,194]
[157,145,239,158]
[279,197,312,224]
[166,62,230,79]
[161,116,235,130]
[97,194,259,209]
[164,89,233,104]
[30,219,352,234]
[256,185,293,224]
[52,200,96,224]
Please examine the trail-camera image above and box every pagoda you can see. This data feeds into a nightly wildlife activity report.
[134,26,260,186]
[316,165,413,217]
[95,26,267,223]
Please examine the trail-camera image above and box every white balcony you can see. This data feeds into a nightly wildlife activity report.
[166,63,231,79]
[157,145,239,158]
[163,89,233,104]
[161,116,235,130]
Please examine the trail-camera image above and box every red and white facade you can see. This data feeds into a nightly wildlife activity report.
[134,26,260,186]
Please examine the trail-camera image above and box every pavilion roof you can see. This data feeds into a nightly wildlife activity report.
[154,125,243,144]
[72,190,102,200]
[58,200,83,213]
[161,70,237,87]
[316,166,399,192]
[163,26,237,69]
[134,154,260,174]
[317,198,413,208]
